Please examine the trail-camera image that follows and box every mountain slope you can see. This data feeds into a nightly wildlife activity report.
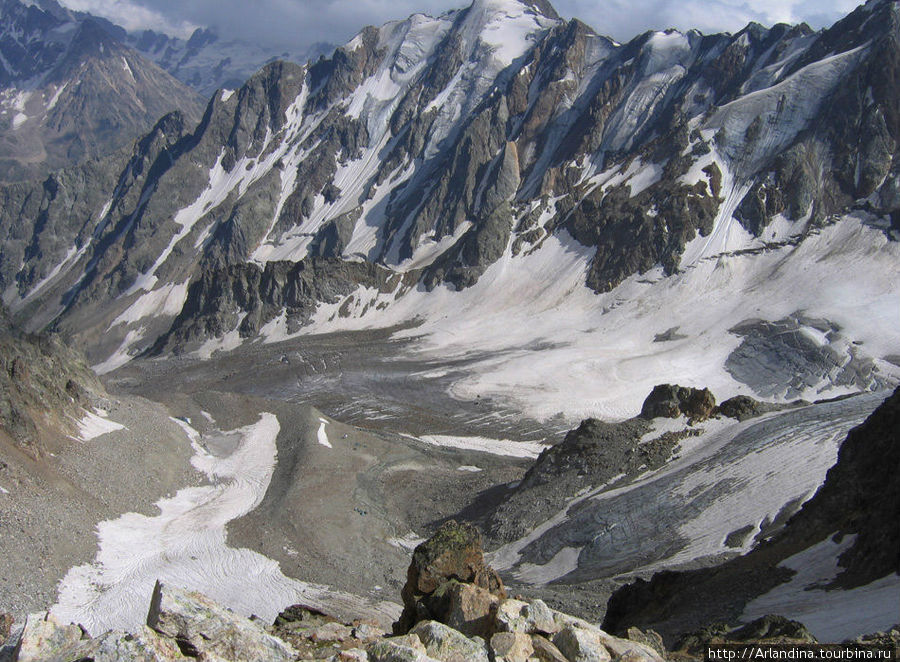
[0,0,896,417]
[0,0,203,181]
[602,387,900,643]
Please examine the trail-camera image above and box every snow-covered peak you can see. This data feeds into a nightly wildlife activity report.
[460,0,560,68]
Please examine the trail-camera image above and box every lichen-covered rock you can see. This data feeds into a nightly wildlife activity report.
[394,521,505,634]
[62,626,187,662]
[146,581,296,661]
[411,620,490,662]
[13,612,84,662]
[329,649,370,662]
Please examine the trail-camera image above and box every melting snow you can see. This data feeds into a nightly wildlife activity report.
[387,532,426,552]
[53,413,377,635]
[317,417,332,448]
[412,434,548,459]
[75,410,126,441]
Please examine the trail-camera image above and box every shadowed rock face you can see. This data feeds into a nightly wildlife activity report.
[602,387,900,643]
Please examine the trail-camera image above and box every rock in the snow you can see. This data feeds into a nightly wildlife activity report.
[640,384,717,422]
[395,521,505,634]
[717,395,775,421]
[146,581,296,661]
[490,631,534,662]
[13,612,84,662]
[411,620,490,662]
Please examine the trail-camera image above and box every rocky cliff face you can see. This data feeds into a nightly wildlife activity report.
[0,0,203,181]
[0,0,896,381]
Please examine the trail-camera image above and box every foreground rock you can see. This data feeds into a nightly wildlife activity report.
[147,581,297,660]
[394,520,506,636]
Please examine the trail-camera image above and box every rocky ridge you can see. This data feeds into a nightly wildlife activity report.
[0,304,104,454]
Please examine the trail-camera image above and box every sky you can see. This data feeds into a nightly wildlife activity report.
[58,0,865,51]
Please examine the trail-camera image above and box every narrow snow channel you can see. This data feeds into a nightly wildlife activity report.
[52,413,365,634]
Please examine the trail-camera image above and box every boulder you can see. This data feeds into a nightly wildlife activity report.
[718,395,775,421]
[495,599,558,636]
[490,631,534,662]
[530,634,569,662]
[552,624,611,662]
[411,620,490,662]
[13,612,84,662]
[367,635,440,662]
[395,521,505,634]
[146,581,296,661]
[429,580,500,639]
[62,626,187,661]
[640,384,717,422]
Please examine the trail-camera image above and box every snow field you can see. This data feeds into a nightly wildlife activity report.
[52,412,383,634]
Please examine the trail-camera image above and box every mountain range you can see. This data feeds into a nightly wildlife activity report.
[0,0,898,650]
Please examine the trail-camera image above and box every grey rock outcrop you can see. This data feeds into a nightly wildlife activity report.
[639,384,717,422]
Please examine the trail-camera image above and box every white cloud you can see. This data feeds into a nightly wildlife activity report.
[59,0,198,37]
[57,0,865,50]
